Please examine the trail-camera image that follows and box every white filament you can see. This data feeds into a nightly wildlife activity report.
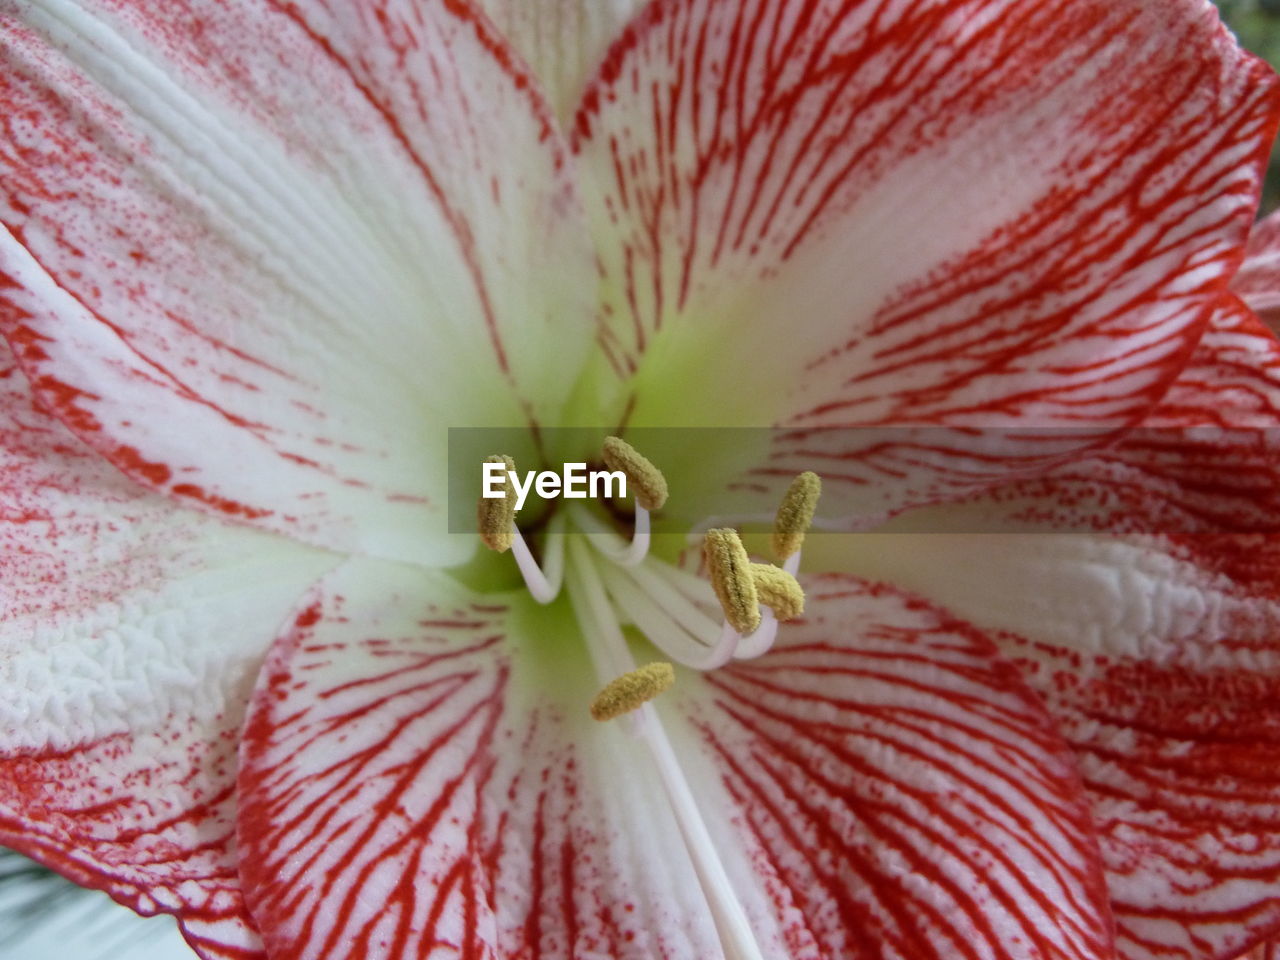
[570,502,650,566]
[509,515,566,604]
[597,562,742,670]
[565,537,765,960]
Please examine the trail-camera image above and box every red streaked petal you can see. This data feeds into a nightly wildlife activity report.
[814,301,1280,960]
[1145,294,1280,430]
[472,0,647,122]
[237,560,743,959]
[571,0,1279,522]
[0,341,332,958]
[665,574,1115,960]
[1232,209,1280,330]
[1089,294,1280,534]
[812,538,1280,959]
[0,0,594,567]
[1003,616,1280,960]
[2,732,266,960]
[846,294,1280,538]
[237,560,1112,960]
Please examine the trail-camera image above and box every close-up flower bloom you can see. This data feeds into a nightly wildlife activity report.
[3,1,1280,959]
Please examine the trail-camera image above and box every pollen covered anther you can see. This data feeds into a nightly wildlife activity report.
[772,471,821,561]
[590,662,676,721]
[704,528,761,635]
[478,454,517,552]
[602,436,669,511]
[750,563,804,621]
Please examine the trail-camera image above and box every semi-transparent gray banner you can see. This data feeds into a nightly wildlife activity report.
[448,426,1280,536]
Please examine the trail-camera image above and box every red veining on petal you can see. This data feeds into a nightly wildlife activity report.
[572,0,1280,524]
[0,0,586,565]
[0,330,335,960]
[0,732,266,960]
[670,576,1115,960]
[1233,209,1280,330]
[237,566,714,960]
[999,618,1280,960]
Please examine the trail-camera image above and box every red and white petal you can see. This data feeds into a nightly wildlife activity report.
[0,0,595,567]
[0,339,333,959]
[571,0,1279,523]
[818,538,1280,960]
[662,575,1116,960]
[840,294,1280,538]
[472,0,648,124]
[815,303,1280,959]
[236,559,1112,960]
[237,559,738,960]
[1232,209,1280,330]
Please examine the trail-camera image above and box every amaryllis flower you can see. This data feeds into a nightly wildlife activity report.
[1,0,1280,959]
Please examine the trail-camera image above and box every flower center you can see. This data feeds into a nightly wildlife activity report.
[477,441,818,960]
[476,437,817,700]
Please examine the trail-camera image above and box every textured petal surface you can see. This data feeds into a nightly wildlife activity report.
[473,0,648,123]
[1233,209,1280,329]
[666,574,1116,960]
[851,533,1280,960]
[570,0,1279,524]
[854,295,1280,538]
[236,558,1112,960]
[236,559,733,960]
[818,301,1280,960]
[0,339,333,957]
[0,0,594,566]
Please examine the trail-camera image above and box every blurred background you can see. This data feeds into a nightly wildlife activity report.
[2,2,1280,958]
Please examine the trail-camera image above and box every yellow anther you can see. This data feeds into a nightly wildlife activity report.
[750,564,804,621]
[772,471,821,561]
[601,436,669,511]
[477,454,517,552]
[590,662,676,721]
[704,528,761,635]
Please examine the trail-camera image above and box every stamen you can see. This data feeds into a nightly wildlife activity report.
[750,563,804,621]
[602,436,669,510]
[733,618,778,661]
[772,471,821,561]
[590,662,676,721]
[704,528,760,635]
[597,562,741,670]
[478,454,562,602]
[478,453,517,553]
[619,561,724,641]
[564,539,765,960]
